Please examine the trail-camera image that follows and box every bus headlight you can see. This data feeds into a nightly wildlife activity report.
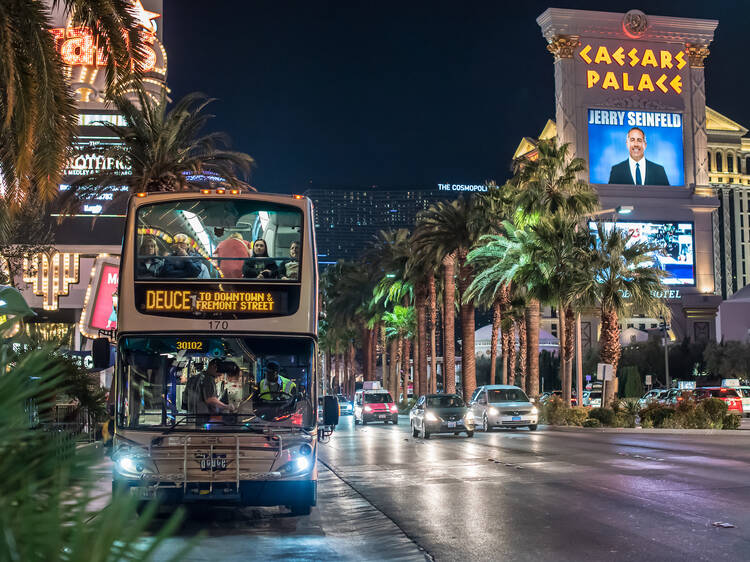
[295,456,310,471]
[117,456,144,473]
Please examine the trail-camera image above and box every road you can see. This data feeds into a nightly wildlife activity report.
[144,416,750,561]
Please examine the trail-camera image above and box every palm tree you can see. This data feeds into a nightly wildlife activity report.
[384,305,416,403]
[575,223,669,406]
[69,89,255,207]
[1,0,148,205]
[510,138,599,399]
[413,198,482,401]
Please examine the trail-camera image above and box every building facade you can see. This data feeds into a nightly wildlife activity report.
[17,1,167,352]
[305,184,481,264]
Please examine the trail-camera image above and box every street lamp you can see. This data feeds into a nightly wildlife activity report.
[616,205,634,215]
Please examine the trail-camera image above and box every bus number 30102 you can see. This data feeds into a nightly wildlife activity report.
[208,320,229,330]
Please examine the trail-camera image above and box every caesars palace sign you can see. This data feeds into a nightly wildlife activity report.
[578,42,686,94]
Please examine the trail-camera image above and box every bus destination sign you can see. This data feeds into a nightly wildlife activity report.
[135,286,289,317]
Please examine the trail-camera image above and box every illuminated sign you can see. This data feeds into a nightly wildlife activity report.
[140,289,285,314]
[591,221,695,286]
[50,1,161,72]
[588,109,684,186]
[437,184,488,192]
[578,41,685,95]
[79,256,120,339]
[177,340,204,351]
[620,288,682,300]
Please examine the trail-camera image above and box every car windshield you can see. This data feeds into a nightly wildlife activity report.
[116,335,315,431]
[365,393,393,403]
[487,389,529,402]
[136,199,302,281]
[427,395,464,408]
[337,395,349,402]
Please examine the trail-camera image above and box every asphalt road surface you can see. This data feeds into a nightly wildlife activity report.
[139,416,750,561]
[320,415,750,562]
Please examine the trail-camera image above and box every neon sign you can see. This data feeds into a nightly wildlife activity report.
[144,289,279,313]
[578,43,685,94]
[50,1,162,72]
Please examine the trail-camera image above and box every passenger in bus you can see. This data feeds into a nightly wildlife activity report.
[242,238,279,279]
[137,236,165,277]
[214,234,251,278]
[281,241,300,280]
[162,233,203,278]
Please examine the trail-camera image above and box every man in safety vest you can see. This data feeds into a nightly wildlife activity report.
[257,360,296,401]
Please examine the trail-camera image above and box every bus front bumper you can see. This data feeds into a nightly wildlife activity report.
[116,479,317,507]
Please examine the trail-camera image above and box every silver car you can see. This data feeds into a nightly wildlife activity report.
[469,385,538,431]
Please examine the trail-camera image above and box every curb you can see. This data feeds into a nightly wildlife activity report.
[546,425,750,435]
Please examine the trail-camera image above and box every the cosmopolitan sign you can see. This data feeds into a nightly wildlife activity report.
[437,183,488,192]
[578,40,686,95]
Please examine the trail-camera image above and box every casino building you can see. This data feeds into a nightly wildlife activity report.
[522,8,725,345]
[16,1,167,355]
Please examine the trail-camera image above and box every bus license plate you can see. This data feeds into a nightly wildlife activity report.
[130,487,155,499]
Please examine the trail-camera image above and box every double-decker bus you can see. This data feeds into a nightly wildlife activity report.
[95,190,336,515]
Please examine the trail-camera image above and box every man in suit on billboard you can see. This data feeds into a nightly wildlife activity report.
[608,127,670,186]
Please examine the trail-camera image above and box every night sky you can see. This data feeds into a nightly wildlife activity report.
[163,1,750,193]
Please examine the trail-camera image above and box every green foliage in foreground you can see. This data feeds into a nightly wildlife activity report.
[0,346,196,561]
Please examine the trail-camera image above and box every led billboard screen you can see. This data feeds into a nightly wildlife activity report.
[589,221,695,286]
[90,263,119,330]
[587,109,684,186]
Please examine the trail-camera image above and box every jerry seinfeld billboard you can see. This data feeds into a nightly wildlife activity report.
[588,109,684,186]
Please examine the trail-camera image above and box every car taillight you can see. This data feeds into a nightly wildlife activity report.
[364,405,372,412]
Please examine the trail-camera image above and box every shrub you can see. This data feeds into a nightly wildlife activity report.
[620,366,644,398]
[540,396,568,425]
[722,414,741,430]
[701,398,728,424]
[582,418,602,428]
[640,404,675,427]
[565,407,590,427]
[614,412,636,428]
[589,407,616,426]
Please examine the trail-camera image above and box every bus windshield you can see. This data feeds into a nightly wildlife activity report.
[136,199,302,281]
[116,335,315,431]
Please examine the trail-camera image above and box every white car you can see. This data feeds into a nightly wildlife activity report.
[736,387,750,417]
[638,389,666,409]
[468,385,538,431]
[583,390,602,408]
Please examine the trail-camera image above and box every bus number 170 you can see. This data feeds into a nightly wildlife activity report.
[208,320,229,330]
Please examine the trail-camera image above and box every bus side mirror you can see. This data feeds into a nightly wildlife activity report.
[323,395,339,427]
[92,338,112,369]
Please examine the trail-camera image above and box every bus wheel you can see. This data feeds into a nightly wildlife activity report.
[290,504,312,516]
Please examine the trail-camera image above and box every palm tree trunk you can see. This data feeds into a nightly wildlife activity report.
[490,300,501,385]
[344,346,350,399]
[370,328,377,384]
[457,253,476,403]
[412,330,420,398]
[600,307,621,407]
[558,307,570,407]
[526,298,540,398]
[507,321,516,387]
[442,252,456,395]
[428,275,438,393]
[518,315,527,394]
[399,337,406,402]
[564,307,575,405]
[330,352,337,395]
[416,285,428,399]
[380,323,387,389]
[404,338,412,400]
[389,337,400,401]
[349,344,356,398]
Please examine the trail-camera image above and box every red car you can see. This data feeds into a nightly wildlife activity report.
[694,387,744,415]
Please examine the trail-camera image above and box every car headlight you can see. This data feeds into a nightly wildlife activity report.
[425,411,439,422]
[118,456,138,472]
[531,406,538,415]
[465,412,474,421]
[488,407,499,416]
[364,405,372,412]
